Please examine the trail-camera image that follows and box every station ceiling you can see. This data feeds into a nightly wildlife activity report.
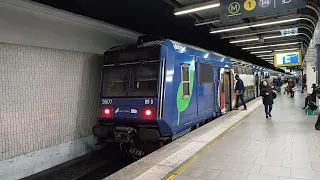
[31,0,320,72]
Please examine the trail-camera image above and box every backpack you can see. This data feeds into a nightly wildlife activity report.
[272,92,277,99]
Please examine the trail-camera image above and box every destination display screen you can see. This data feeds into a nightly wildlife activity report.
[274,50,302,67]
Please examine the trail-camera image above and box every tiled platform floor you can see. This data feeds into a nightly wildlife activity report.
[175,92,320,180]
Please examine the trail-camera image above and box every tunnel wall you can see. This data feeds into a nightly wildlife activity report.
[0,0,140,179]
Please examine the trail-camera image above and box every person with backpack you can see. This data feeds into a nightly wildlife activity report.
[261,80,276,118]
[233,74,247,110]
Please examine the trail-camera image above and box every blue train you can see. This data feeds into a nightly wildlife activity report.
[93,38,284,158]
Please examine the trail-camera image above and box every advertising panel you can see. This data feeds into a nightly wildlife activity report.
[273,50,302,67]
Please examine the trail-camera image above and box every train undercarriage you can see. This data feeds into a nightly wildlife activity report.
[93,124,169,159]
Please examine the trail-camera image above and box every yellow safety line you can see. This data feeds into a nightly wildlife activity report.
[166,108,258,180]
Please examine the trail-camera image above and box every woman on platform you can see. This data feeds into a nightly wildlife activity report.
[261,81,276,118]
[289,78,296,98]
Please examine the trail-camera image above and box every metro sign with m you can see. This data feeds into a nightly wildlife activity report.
[220,0,306,21]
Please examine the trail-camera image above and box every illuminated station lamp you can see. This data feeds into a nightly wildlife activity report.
[210,18,306,34]
[174,1,220,15]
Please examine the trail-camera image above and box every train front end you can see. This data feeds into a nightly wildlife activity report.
[93,43,166,159]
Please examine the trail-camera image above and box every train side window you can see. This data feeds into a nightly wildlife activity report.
[181,64,190,98]
[197,62,213,83]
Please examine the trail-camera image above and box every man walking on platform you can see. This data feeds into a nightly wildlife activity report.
[233,74,247,110]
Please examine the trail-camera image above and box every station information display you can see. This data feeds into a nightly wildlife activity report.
[273,50,302,67]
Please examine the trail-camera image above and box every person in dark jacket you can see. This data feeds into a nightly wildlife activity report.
[275,78,282,93]
[288,78,296,98]
[304,83,318,109]
[260,81,275,118]
[234,74,247,110]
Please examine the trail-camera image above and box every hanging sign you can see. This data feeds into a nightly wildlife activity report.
[280,28,298,36]
[220,0,307,21]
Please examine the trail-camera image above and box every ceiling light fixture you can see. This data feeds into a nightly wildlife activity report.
[242,45,269,50]
[257,54,273,57]
[195,19,220,26]
[269,42,300,47]
[174,3,220,15]
[243,42,300,50]
[264,33,299,40]
[274,48,300,51]
[230,38,259,44]
[251,51,272,54]
[210,18,301,34]
[230,34,300,44]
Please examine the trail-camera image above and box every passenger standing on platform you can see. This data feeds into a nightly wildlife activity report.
[261,81,275,118]
[260,75,270,89]
[233,74,247,110]
[275,77,282,93]
[288,78,296,98]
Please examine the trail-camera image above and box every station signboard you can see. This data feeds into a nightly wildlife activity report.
[280,28,298,36]
[273,50,302,67]
[220,0,306,21]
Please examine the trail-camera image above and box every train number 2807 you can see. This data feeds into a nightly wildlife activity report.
[102,99,112,105]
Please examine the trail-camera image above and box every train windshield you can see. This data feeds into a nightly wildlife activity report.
[101,61,159,97]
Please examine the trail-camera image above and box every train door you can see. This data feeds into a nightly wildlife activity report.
[223,71,232,111]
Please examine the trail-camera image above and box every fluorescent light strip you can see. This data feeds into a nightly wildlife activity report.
[274,48,300,51]
[251,51,272,54]
[174,3,220,15]
[195,20,220,26]
[257,54,273,57]
[230,34,299,44]
[242,45,269,50]
[230,38,259,43]
[211,18,301,34]
[264,33,298,40]
[269,42,299,47]
[243,42,299,50]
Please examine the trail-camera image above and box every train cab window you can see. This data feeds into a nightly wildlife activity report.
[100,62,159,98]
[101,66,128,97]
[181,64,190,98]
[130,62,159,97]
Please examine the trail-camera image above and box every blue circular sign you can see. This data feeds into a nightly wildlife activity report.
[258,0,271,8]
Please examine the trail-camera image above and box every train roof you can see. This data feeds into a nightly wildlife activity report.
[106,40,284,75]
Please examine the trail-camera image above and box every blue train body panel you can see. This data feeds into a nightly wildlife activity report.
[158,40,232,136]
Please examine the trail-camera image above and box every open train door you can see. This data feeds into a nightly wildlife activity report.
[223,70,232,111]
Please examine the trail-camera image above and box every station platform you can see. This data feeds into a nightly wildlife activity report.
[106,92,319,180]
